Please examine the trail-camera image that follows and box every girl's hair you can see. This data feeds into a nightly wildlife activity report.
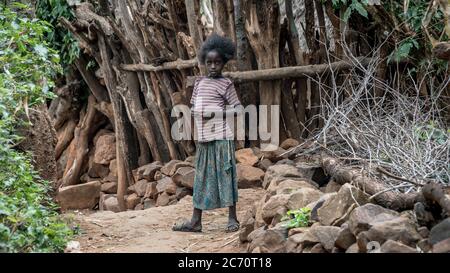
[198,33,236,65]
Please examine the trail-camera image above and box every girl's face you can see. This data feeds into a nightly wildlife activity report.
[205,50,225,78]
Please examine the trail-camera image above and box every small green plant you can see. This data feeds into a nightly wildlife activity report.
[281,207,312,229]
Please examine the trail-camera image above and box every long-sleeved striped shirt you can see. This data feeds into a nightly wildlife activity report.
[190,76,241,142]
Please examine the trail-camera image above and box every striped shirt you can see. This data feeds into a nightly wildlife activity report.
[190,76,241,142]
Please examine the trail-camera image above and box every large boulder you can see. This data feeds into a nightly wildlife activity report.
[317,184,370,226]
[260,144,287,162]
[57,181,101,210]
[93,134,116,165]
[237,164,265,188]
[263,164,304,189]
[348,203,399,235]
[156,177,177,195]
[308,225,341,252]
[257,158,273,172]
[144,182,158,199]
[235,148,259,166]
[335,225,356,250]
[172,166,195,189]
[126,193,141,210]
[100,194,120,212]
[429,218,450,245]
[88,158,109,179]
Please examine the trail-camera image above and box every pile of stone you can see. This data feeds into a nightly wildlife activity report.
[239,158,450,253]
[56,135,301,212]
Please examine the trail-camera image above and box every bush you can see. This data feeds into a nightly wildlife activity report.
[0,2,72,253]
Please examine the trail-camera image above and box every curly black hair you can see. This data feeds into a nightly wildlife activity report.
[198,33,236,65]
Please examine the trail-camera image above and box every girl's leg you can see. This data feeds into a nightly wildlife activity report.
[227,203,240,232]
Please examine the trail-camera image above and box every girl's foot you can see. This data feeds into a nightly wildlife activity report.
[226,218,240,233]
[172,219,202,232]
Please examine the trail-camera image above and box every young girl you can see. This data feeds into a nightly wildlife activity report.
[172,33,242,233]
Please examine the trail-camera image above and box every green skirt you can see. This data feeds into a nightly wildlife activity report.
[193,140,238,210]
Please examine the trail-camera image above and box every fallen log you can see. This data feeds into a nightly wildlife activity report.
[120,58,198,72]
[321,156,422,211]
[422,182,450,217]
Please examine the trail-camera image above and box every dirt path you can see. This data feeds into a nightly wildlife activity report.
[68,188,264,253]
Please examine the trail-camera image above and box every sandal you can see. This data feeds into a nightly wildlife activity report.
[225,221,240,233]
[172,220,202,233]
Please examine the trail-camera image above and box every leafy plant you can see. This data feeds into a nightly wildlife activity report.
[330,0,369,22]
[281,207,312,229]
[0,3,72,252]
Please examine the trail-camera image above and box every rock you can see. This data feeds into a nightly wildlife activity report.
[345,243,360,253]
[429,218,450,245]
[88,158,110,179]
[261,194,290,225]
[134,180,149,197]
[280,138,300,150]
[260,144,287,162]
[380,240,417,253]
[267,179,317,196]
[65,241,81,253]
[175,187,192,200]
[109,159,117,177]
[237,163,265,188]
[144,182,158,199]
[135,203,144,210]
[133,162,162,182]
[254,195,269,228]
[247,226,266,243]
[103,173,118,183]
[156,177,177,195]
[247,229,287,253]
[235,148,259,166]
[335,226,356,250]
[154,170,163,181]
[276,159,295,165]
[325,180,342,193]
[263,164,304,189]
[286,188,323,211]
[156,192,170,206]
[306,193,336,222]
[102,195,120,212]
[317,184,370,226]
[143,198,156,209]
[365,216,422,247]
[101,182,117,194]
[172,166,195,189]
[126,193,141,210]
[414,202,435,227]
[57,181,101,210]
[308,225,341,252]
[239,216,256,243]
[160,160,182,176]
[257,158,273,171]
[294,162,323,182]
[418,226,430,238]
[418,239,432,253]
[310,243,326,253]
[185,156,195,164]
[93,134,116,165]
[287,227,309,237]
[432,238,450,253]
[169,161,195,176]
[348,203,399,235]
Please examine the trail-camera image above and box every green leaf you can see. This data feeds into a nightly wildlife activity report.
[352,1,368,18]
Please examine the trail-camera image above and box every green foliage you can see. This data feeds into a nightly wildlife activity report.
[36,0,79,68]
[331,0,369,22]
[0,3,72,252]
[413,121,449,145]
[281,207,312,229]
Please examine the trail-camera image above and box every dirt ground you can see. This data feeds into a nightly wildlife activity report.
[67,188,265,253]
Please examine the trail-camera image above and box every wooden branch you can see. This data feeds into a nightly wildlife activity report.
[321,156,421,211]
[120,58,198,72]
[55,119,77,161]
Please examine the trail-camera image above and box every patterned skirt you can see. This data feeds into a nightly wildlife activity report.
[193,139,238,210]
